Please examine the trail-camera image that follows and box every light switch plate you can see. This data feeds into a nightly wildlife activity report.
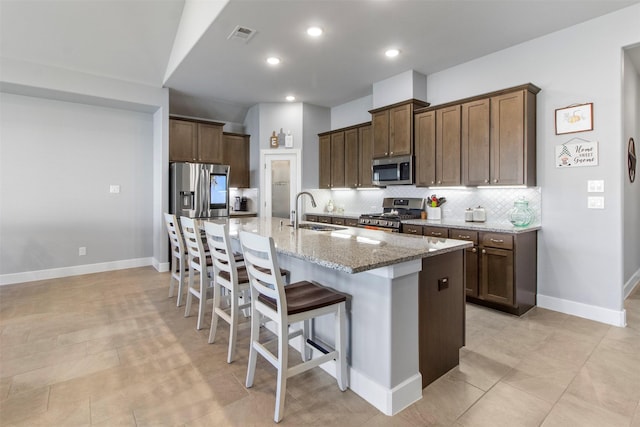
[109,185,120,194]
[587,180,604,192]
[588,196,605,209]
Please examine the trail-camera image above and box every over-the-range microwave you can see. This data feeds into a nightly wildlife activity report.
[372,155,413,186]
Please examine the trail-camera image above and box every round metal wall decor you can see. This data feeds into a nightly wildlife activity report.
[629,137,636,183]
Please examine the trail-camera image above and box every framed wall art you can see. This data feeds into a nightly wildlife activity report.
[555,103,593,135]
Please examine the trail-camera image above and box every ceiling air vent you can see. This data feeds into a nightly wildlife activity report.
[227,25,257,43]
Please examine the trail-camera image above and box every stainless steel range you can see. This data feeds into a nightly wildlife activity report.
[358,198,424,232]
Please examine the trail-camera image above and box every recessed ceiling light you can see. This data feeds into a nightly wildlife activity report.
[266,57,281,65]
[385,48,400,58]
[307,26,323,37]
[286,95,296,102]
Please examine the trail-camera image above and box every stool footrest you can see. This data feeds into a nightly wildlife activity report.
[306,338,329,355]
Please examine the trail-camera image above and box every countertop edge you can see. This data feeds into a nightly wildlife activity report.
[402,219,541,234]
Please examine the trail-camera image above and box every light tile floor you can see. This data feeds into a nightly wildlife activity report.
[1,267,639,426]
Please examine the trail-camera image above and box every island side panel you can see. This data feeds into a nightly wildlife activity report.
[419,249,465,387]
[277,253,423,415]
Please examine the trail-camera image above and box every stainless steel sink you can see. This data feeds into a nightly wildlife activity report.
[290,223,347,232]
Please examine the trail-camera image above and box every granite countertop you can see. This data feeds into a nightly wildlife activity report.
[202,217,472,274]
[402,218,541,234]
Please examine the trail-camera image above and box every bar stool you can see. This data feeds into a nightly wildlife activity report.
[204,222,251,363]
[180,216,212,330]
[163,213,186,306]
[239,231,348,423]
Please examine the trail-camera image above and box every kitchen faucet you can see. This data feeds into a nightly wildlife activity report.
[292,191,317,229]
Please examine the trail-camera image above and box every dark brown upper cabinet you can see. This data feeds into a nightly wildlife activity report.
[414,105,461,187]
[370,99,429,158]
[416,83,540,187]
[169,118,224,163]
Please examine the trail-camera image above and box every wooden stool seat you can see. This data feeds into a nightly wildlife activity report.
[258,281,347,315]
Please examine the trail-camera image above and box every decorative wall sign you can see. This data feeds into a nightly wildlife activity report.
[556,139,598,168]
[555,103,593,135]
[629,137,636,183]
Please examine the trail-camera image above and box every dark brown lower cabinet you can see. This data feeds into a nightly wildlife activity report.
[469,231,537,315]
[419,249,465,387]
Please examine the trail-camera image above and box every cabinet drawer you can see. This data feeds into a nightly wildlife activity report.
[317,216,331,224]
[448,229,478,244]
[481,232,513,250]
[345,218,359,227]
[305,215,318,222]
[423,227,447,238]
[332,217,346,225]
[403,224,423,235]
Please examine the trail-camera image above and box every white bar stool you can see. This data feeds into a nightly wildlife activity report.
[163,213,187,307]
[180,216,212,330]
[239,231,348,423]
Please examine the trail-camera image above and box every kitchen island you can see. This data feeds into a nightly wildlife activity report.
[204,217,472,415]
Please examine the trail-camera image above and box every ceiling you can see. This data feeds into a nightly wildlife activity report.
[2,0,639,124]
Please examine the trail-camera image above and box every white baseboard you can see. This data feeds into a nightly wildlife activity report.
[624,268,640,299]
[0,257,154,286]
[537,294,626,327]
[153,259,170,273]
[265,322,422,415]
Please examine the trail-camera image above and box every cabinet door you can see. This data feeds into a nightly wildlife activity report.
[169,119,197,162]
[415,110,436,187]
[490,90,525,185]
[436,105,461,186]
[330,131,345,187]
[462,98,491,186]
[197,123,223,163]
[318,134,331,189]
[222,134,249,188]
[465,247,479,297]
[389,103,412,156]
[358,125,373,187]
[344,128,359,188]
[372,110,390,157]
[480,247,514,306]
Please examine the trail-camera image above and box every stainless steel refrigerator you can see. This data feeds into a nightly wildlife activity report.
[170,162,230,218]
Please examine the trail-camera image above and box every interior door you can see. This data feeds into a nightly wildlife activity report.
[261,150,300,219]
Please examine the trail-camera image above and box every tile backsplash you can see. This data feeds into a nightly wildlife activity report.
[303,186,541,225]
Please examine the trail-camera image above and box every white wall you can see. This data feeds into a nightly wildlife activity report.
[0,59,169,283]
[331,95,372,130]
[372,70,427,109]
[302,103,330,189]
[425,4,640,325]
[623,49,640,296]
[0,93,154,278]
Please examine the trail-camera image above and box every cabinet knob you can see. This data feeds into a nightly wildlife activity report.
[482,249,487,254]
[431,181,435,184]
[385,152,388,156]
[494,179,498,183]
[484,179,489,183]
[390,152,394,155]
[437,180,442,184]
[472,247,477,253]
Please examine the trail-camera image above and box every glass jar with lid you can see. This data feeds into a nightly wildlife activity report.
[509,198,534,227]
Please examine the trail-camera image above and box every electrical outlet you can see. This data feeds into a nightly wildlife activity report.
[79,247,87,256]
[109,185,120,194]
[587,196,604,209]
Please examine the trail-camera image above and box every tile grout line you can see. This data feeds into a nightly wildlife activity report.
[537,323,613,426]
